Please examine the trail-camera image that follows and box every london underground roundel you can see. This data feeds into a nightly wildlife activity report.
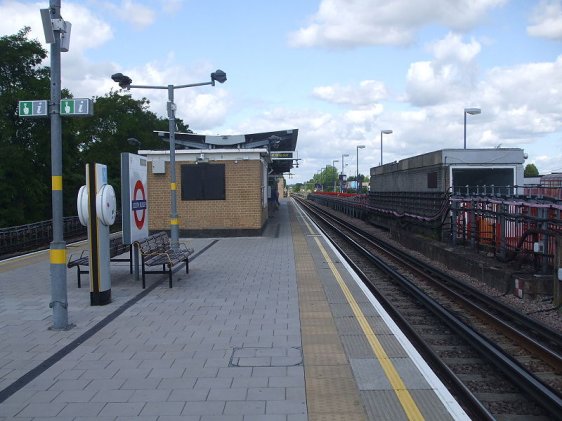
[132,180,147,230]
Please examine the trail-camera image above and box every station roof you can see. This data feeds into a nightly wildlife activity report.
[154,129,298,175]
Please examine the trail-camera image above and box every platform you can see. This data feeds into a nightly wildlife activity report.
[0,198,468,420]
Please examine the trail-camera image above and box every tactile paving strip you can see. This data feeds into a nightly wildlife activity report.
[291,205,368,421]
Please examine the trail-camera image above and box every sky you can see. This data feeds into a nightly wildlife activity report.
[1,0,562,185]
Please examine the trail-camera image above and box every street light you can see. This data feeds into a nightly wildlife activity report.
[464,107,481,149]
[341,153,349,192]
[356,145,365,193]
[127,137,141,147]
[112,70,227,250]
[380,129,392,166]
[332,160,339,192]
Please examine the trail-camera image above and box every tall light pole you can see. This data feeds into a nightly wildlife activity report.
[356,145,365,193]
[111,70,227,250]
[464,107,481,149]
[380,129,392,166]
[341,153,349,192]
[41,0,72,330]
[332,160,339,192]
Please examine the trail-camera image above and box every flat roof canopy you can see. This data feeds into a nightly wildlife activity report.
[154,129,298,175]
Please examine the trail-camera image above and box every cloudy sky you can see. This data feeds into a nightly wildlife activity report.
[2,0,562,184]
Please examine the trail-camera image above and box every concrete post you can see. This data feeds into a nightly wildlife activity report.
[48,0,69,330]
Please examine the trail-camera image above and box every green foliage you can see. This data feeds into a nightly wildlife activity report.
[0,28,172,227]
[0,28,51,226]
[524,163,539,177]
[67,91,168,208]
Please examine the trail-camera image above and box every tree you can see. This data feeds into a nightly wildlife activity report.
[67,91,169,209]
[0,28,51,226]
[0,28,174,227]
[524,163,539,177]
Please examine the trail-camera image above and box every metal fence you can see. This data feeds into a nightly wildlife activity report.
[451,195,562,272]
[0,217,87,256]
[309,188,562,272]
[0,215,123,257]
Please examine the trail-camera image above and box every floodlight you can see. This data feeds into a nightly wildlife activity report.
[465,107,481,115]
[111,73,132,89]
[211,69,227,85]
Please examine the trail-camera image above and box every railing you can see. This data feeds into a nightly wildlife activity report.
[0,215,122,257]
[308,187,562,272]
[451,196,562,272]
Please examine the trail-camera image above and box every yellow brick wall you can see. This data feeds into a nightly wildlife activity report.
[147,160,267,232]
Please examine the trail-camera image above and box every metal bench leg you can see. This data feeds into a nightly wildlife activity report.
[77,266,81,288]
[168,265,173,288]
[185,258,189,274]
[141,258,146,289]
[129,245,133,274]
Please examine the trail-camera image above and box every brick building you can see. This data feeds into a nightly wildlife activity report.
[141,129,298,237]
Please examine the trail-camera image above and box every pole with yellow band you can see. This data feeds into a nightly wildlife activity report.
[48,0,70,330]
[52,175,63,190]
[170,182,176,191]
[49,248,66,264]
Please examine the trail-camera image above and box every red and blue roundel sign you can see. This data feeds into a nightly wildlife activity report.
[132,179,147,229]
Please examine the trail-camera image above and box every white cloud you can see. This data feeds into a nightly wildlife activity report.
[289,50,562,182]
[112,59,232,130]
[527,0,562,40]
[100,0,155,29]
[430,32,481,63]
[406,34,481,106]
[159,0,183,14]
[312,80,387,106]
[289,0,506,48]
[0,1,112,51]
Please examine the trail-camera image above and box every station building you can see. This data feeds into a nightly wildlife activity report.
[370,148,527,194]
[140,129,298,237]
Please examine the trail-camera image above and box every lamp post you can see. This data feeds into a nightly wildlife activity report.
[341,153,349,192]
[356,145,365,193]
[380,129,393,166]
[464,107,481,149]
[111,70,227,250]
[332,160,339,192]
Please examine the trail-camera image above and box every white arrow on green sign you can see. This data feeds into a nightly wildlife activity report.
[18,100,48,117]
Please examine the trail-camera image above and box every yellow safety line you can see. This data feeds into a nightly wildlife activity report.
[294,199,425,419]
[312,236,425,421]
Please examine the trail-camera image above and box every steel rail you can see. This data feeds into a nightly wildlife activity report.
[308,198,562,350]
[296,197,562,419]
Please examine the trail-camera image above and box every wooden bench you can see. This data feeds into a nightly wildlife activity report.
[133,232,194,288]
[67,235,132,288]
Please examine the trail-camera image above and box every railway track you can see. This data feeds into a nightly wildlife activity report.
[294,196,562,420]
